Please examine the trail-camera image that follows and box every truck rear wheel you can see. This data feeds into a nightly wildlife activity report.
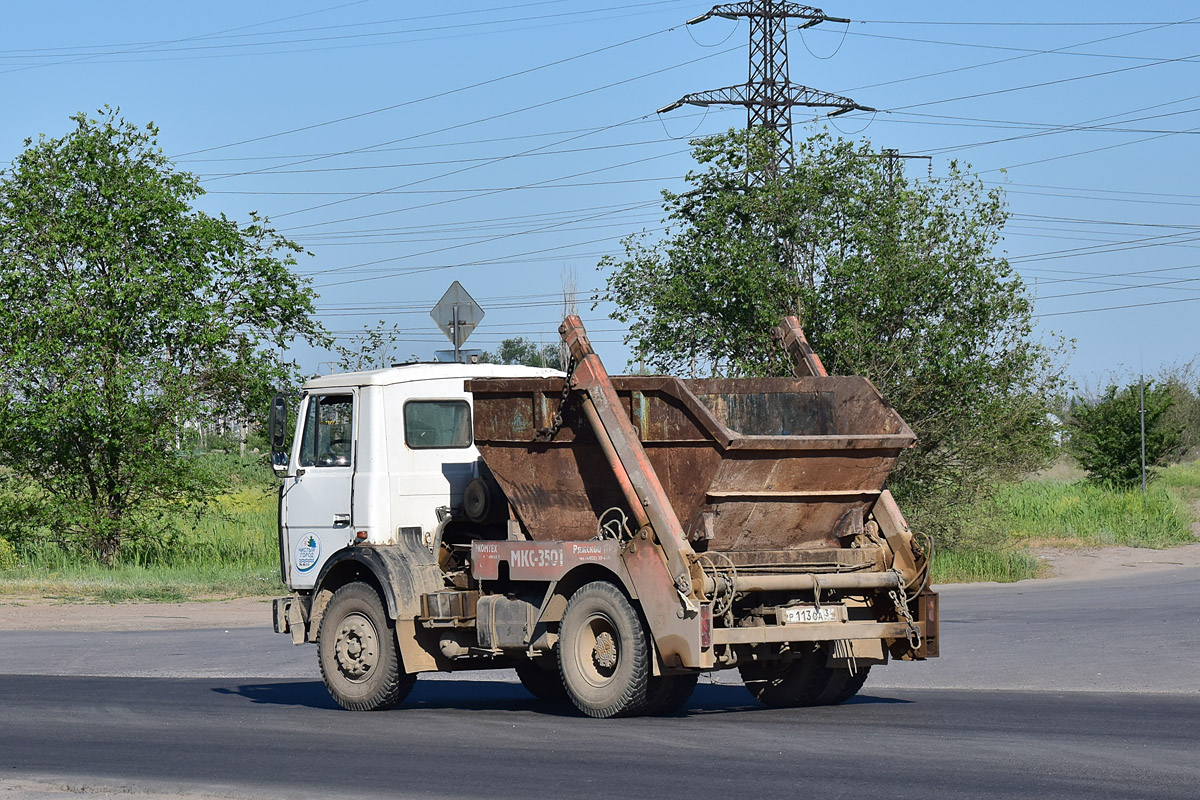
[642,673,698,716]
[557,581,650,718]
[739,648,870,708]
[318,583,415,711]
[515,657,568,701]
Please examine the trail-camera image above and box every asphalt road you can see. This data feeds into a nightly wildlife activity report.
[2,565,1198,798]
[2,677,1196,800]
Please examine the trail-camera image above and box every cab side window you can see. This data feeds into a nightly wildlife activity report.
[405,400,471,449]
[298,395,354,467]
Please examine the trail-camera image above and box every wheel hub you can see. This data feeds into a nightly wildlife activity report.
[592,631,618,670]
[334,613,379,680]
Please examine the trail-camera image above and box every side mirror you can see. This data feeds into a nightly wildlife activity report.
[268,393,288,475]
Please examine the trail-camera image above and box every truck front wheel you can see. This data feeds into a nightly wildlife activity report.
[739,648,870,708]
[557,581,650,718]
[317,583,415,711]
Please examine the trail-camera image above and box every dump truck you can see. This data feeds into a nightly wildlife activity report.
[268,315,937,718]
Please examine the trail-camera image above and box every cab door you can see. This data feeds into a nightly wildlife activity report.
[281,392,356,589]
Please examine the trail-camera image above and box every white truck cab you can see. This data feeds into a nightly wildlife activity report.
[277,362,561,590]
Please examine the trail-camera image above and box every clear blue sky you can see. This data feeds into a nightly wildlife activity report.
[3,1,1197,387]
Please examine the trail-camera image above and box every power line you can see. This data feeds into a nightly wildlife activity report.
[195,138,684,178]
[312,227,667,290]
[1038,273,1200,301]
[0,0,375,76]
[211,44,737,190]
[834,17,1199,94]
[173,23,685,158]
[1039,295,1200,317]
[858,19,1200,27]
[882,44,1200,113]
[274,146,686,233]
[0,1,579,56]
[300,206,657,253]
[1021,262,1200,287]
[210,175,683,198]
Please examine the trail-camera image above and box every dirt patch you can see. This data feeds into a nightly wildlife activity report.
[1032,542,1200,582]
[1,777,277,799]
[0,597,272,632]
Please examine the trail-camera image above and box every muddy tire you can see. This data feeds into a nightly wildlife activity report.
[516,657,568,701]
[557,581,650,718]
[642,673,699,716]
[813,665,871,705]
[739,648,869,708]
[318,583,415,711]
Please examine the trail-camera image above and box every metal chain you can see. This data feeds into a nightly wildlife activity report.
[889,581,922,651]
[536,356,576,442]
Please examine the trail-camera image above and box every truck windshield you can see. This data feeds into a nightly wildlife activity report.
[405,400,471,449]
[299,394,354,467]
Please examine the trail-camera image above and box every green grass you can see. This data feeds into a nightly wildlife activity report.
[990,478,1194,549]
[0,564,280,603]
[930,547,1044,584]
[0,481,283,602]
[929,460,1200,584]
[1158,459,1200,495]
[3,456,1197,598]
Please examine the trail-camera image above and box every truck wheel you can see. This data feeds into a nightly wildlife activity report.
[814,665,871,705]
[739,648,869,708]
[515,657,568,701]
[642,673,698,716]
[557,581,650,718]
[318,583,415,711]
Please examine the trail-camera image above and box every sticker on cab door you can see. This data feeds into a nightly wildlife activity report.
[296,534,321,572]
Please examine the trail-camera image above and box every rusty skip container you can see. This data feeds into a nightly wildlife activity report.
[469,373,914,564]
[461,315,937,717]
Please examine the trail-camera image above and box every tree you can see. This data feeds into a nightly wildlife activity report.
[600,127,1065,544]
[0,110,323,562]
[1069,382,1184,488]
[334,320,403,372]
[481,337,563,370]
[1157,362,1200,460]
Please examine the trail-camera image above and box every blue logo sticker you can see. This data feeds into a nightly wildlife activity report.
[296,534,321,572]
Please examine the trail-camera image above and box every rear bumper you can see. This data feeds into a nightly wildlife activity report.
[711,620,927,645]
[710,589,939,660]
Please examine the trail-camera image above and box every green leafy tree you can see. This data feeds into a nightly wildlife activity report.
[1157,363,1199,460]
[1069,382,1184,488]
[481,337,563,369]
[0,110,323,562]
[601,127,1065,543]
[334,320,403,372]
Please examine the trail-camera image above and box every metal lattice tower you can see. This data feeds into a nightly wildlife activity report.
[659,2,873,180]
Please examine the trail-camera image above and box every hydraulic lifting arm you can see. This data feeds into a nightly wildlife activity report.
[558,316,698,602]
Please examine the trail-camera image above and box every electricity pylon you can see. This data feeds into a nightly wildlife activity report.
[659,2,872,181]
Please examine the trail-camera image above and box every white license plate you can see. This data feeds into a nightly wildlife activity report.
[780,605,839,624]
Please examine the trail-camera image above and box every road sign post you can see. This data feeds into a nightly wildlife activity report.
[430,281,484,363]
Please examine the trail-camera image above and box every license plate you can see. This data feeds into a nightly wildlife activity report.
[780,605,840,624]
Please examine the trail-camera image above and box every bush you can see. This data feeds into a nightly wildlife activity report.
[1068,381,1183,488]
[0,537,17,570]
[1159,365,1200,460]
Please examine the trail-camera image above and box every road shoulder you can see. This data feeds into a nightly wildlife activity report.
[3,542,1199,632]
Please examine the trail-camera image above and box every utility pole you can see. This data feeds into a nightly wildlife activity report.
[1140,369,1147,499]
[659,2,873,182]
[881,148,932,192]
